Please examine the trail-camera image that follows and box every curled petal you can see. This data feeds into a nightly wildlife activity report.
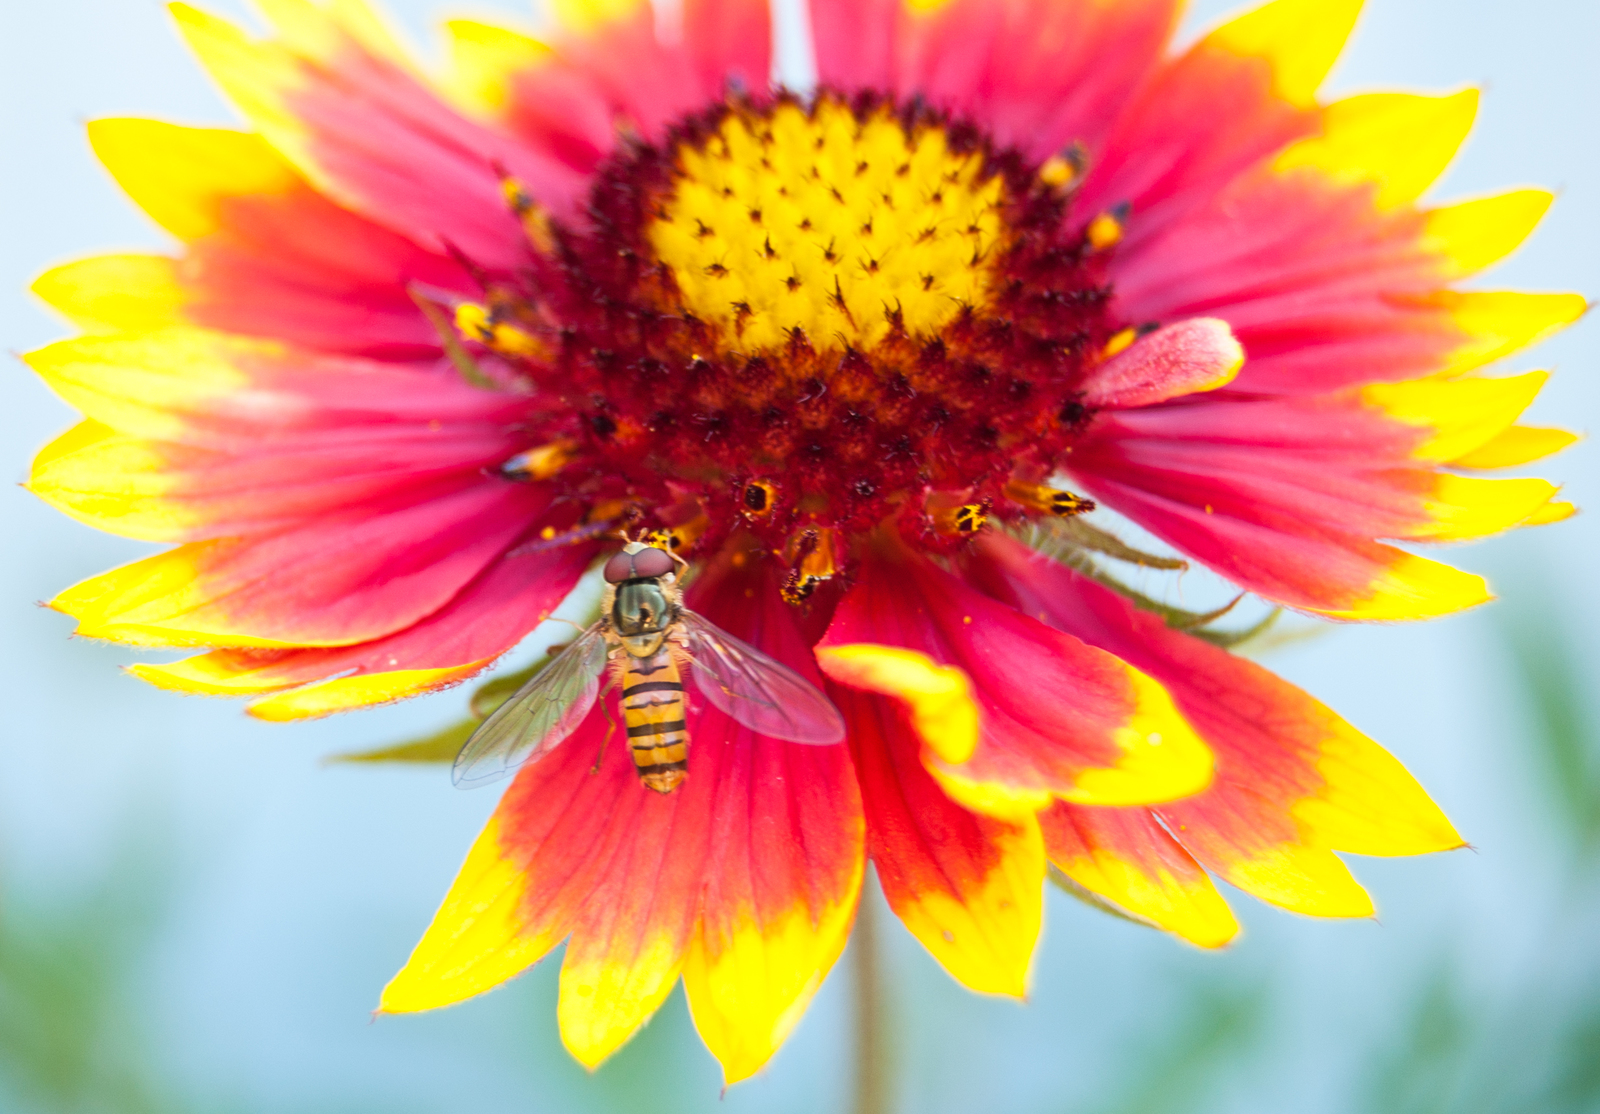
[1080,318,1243,410]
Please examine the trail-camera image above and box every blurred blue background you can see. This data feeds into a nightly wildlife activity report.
[2,1,1597,1111]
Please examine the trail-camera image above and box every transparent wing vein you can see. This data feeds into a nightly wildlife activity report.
[453,624,611,787]
[680,612,846,744]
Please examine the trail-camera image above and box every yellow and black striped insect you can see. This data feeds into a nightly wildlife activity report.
[454,540,845,792]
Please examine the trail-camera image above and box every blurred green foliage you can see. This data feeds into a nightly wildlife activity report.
[1496,586,1600,853]
[0,829,183,1114]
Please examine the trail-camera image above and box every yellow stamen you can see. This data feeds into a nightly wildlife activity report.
[931,500,988,537]
[454,302,550,360]
[502,440,578,482]
[1004,479,1095,517]
[1101,326,1138,359]
[499,175,556,255]
[1086,210,1124,251]
[647,510,709,556]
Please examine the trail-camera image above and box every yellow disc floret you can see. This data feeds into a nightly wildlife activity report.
[648,97,1010,352]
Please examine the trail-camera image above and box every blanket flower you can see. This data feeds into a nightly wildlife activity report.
[26,0,1582,1084]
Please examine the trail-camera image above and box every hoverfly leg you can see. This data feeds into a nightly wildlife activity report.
[592,676,618,775]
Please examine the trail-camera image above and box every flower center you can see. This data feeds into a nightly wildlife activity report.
[645,97,1010,353]
[464,93,1118,586]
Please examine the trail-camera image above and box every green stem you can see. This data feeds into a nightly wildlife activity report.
[851,883,890,1114]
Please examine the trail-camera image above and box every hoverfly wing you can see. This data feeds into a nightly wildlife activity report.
[679,611,846,744]
[452,624,611,787]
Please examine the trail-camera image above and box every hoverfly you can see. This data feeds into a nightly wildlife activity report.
[453,540,847,791]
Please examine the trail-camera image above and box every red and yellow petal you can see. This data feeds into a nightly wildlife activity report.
[27,413,525,545]
[26,326,533,551]
[387,548,863,1080]
[1078,0,1356,254]
[50,478,547,648]
[1039,802,1239,949]
[379,812,571,1013]
[1271,90,1478,211]
[65,117,471,357]
[835,685,1042,997]
[808,0,1178,164]
[677,550,865,1085]
[130,536,593,718]
[819,535,1213,816]
[382,704,679,1050]
[25,328,529,450]
[967,535,1464,921]
[460,0,769,180]
[1099,12,1575,401]
[1066,373,1565,619]
[170,1,581,266]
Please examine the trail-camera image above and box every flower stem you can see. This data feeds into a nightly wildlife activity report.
[851,881,890,1114]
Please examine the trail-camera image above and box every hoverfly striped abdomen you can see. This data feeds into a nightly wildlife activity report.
[621,647,689,793]
[452,538,843,793]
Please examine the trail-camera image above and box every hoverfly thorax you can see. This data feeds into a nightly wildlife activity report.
[603,541,681,659]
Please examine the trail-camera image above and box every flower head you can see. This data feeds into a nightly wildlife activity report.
[27,0,1583,1084]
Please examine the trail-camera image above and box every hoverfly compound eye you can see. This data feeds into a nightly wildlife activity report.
[629,546,676,580]
[602,551,637,583]
[603,545,676,582]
